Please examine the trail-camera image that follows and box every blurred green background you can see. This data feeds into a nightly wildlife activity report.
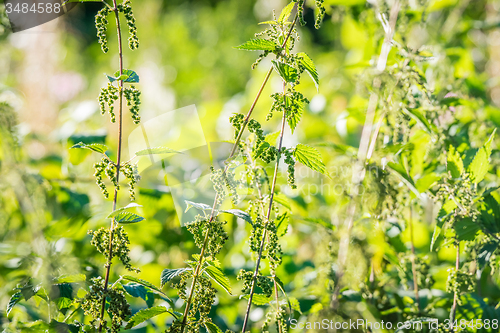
[2,0,500,331]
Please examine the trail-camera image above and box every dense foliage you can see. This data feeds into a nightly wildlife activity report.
[2,0,500,332]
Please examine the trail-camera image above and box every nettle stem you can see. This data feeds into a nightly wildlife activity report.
[178,15,298,333]
[450,240,460,332]
[409,203,420,311]
[98,1,124,331]
[241,82,288,333]
[331,0,401,310]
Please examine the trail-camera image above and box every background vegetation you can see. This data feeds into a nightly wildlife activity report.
[1,0,500,332]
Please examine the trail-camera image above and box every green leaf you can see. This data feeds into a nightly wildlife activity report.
[121,275,170,300]
[431,200,457,251]
[235,38,278,51]
[114,212,145,224]
[123,283,155,308]
[293,144,327,175]
[192,254,221,268]
[272,60,298,83]
[185,200,212,213]
[297,52,319,91]
[289,297,302,314]
[70,142,108,154]
[403,108,437,135]
[265,131,280,146]
[478,241,499,269]
[447,145,464,178]
[455,217,480,241]
[6,292,21,315]
[273,194,291,210]
[468,129,496,184]
[221,209,252,224]
[258,20,278,25]
[160,268,191,288]
[107,203,142,219]
[54,274,86,284]
[204,322,223,333]
[279,2,295,23]
[387,161,419,196]
[49,320,79,333]
[204,265,232,295]
[303,217,336,231]
[108,69,140,83]
[242,293,273,305]
[135,147,179,156]
[287,98,304,134]
[125,306,171,329]
[276,212,289,237]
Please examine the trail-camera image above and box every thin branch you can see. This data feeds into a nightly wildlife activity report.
[449,240,460,333]
[409,203,420,312]
[98,1,124,331]
[241,82,288,332]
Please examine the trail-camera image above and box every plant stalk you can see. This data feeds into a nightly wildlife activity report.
[98,1,123,331]
[450,240,460,333]
[409,204,420,311]
[331,0,400,310]
[241,82,288,333]
[179,14,298,333]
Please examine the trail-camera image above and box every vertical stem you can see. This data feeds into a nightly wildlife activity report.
[409,204,420,312]
[98,1,123,331]
[241,82,288,333]
[179,14,298,333]
[331,0,400,310]
[449,240,460,333]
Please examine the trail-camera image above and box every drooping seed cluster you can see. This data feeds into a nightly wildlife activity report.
[118,0,139,50]
[95,7,110,53]
[88,226,139,273]
[237,270,273,297]
[80,277,131,333]
[122,163,139,200]
[292,0,325,29]
[99,83,119,123]
[93,158,115,198]
[123,85,141,124]
[446,268,475,305]
[283,149,296,188]
[266,221,283,269]
[249,215,264,252]
[398,253,434,291]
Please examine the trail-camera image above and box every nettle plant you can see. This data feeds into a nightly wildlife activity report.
[7,0,178,332]
[158,2,326,333]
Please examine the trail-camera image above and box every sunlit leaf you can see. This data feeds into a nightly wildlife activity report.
[235,38,278,51]
[279,2,295,23]
[185,200,212,213]
[204,265,232,295]
[468,129,496,184]
[125,306,172,329]
[221,209,252,224]
[160,268,191,288]
[293,144,327,175]
[205,322,223,333]
[272,60,298,83]
[107,203,142,219]
[297,52,319,90]
[114,212,145,224]
[70,142,108,154]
